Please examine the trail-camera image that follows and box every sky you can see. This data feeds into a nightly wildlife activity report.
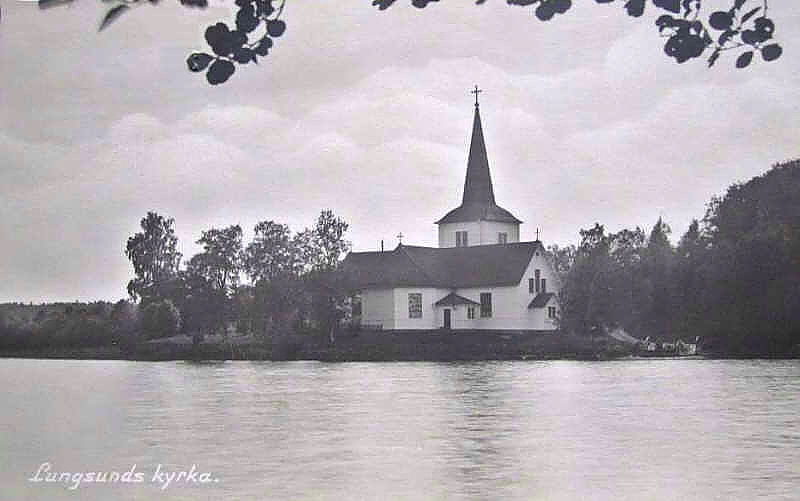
[1,0,798,303]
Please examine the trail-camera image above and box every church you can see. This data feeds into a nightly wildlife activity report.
[342,90,560,331]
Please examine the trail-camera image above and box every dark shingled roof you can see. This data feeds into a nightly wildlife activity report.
[341,241,544,289]
[434,292,480,307]
[437,203,522,225]
[528,292,556,309]
[436,104,522,225]
[338,247,439,288]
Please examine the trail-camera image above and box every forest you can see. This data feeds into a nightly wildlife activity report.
[555,158,800,356]
[1,159,798,358]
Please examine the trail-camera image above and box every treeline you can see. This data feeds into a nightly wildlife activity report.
[0,210,352,355]
[123,209,352,347]
[554,159,800,356]
[0,300,136,352]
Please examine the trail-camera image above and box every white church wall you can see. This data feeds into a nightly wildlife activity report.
[438,221,520,247]
[478,221,520,245]
[448,251,561,330]
[445,285,524,329]
[361,288,395,330]
[392,287,446,330]
[518,251,561,331]
[438,222,482,248]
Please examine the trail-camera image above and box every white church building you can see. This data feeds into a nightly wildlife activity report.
[342,93,560,331]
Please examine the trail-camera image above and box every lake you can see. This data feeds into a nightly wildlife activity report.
[1,359,798,500]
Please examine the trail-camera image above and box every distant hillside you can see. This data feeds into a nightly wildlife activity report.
[0,302,112,326]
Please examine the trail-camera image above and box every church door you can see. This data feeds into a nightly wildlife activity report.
[443,309,452,329]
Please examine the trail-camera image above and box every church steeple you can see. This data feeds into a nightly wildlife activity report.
[462,101,496,206]
[435,88,522,247]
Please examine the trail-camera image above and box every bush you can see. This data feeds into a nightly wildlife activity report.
[140,300,182,339]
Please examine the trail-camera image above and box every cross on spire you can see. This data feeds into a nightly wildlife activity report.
[471,85,482,107]
[397,232,404,245]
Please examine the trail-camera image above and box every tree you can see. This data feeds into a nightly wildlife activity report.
[125,212,182,303]
[180,225,243,340]
[673,218,707,337]
[546,244,577,277]
[243,220,299,283]
[242,220,304,337]
[242,211,351,340]
[231,284,257,334]
[695,159,800,354]
[641,217,676,339]
[305,269,353,344]
[559,224,649,338]
[110,299,138,351]
[559,223,613,337]
[289,210,352,342]
[306,210,352,273]
[606,226,648,333]
[196,225,244,296]
[38,0,783,85]
[180,254,221,345]
[139,299,182,339]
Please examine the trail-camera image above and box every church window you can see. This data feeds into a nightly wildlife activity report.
[535,269,541,293]
[548,306,557,319]
[456,231,468,247]
[541,278,547,293]
[467,306,475,319]
[408,293,422,319]
[498,232,508,244]
[480,293,492,318]
[529,278,535,294]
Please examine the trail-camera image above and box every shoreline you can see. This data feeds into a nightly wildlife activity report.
[1,330,795,362]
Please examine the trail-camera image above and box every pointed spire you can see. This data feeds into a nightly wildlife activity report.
[462,102,496,206]
[435,89,522,226]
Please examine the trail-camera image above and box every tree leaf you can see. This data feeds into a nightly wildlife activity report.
[372,0,397,10]
[740,7,761,25]
[207,59,236,85]
[38,0,74,9]
[761,44,782,62]
[624,0,645,17]
[652,0,680,14]
[735,50,753,68]
[99,4,130,32]
[186,53,214,72]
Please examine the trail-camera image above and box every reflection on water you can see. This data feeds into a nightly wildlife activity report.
[1,359,798,500]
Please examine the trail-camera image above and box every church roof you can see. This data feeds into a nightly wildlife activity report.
[436,104,522,225]
[341,241,544,289]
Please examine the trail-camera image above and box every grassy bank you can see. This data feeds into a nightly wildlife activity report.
[0,330,634,362]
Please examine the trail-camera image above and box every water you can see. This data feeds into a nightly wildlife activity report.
[1,359,798,500]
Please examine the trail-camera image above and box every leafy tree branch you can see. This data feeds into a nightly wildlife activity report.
[34,0,782,85]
